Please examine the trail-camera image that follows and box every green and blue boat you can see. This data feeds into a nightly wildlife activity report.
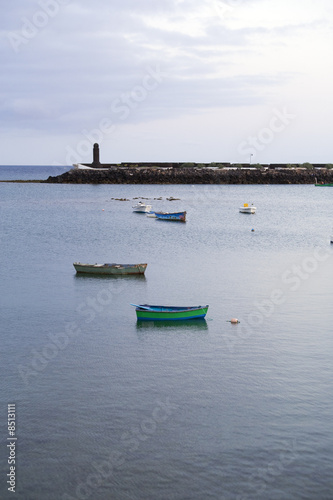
[131,304,209,321]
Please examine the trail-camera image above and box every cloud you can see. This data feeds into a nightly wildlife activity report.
[1,0,333,163]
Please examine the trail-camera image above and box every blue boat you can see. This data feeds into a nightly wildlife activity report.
[154,211,186,222]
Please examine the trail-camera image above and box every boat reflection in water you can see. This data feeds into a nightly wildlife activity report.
[74,273,146,282]
[136,318,208,330]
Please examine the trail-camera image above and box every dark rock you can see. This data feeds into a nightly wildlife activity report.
[43,167,332,185]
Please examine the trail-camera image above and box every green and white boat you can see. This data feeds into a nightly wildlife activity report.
[131,304,209,321]
[314,177,333,186]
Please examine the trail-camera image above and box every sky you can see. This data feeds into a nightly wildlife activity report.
[1,0,333,165]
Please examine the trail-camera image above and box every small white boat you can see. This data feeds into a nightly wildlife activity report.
[239,203,256,214]
[73,263,147,275]
[132,201,152,213]
[146,211,157,218]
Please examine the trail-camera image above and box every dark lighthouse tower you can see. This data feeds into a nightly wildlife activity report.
[92,143,101,167]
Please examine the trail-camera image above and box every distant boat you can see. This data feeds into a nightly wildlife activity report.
[314,177,333,186]
[132,201,152,213]
[154,211,186,222]
[131,304,209,321]
[239,203,256,214]
[73,263,147,275]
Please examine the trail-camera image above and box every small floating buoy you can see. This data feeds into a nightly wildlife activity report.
[102,209,105,211]
[251,228,255,232]
[226,318,240,324]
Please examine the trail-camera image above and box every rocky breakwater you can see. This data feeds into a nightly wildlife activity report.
[43,167,333,184]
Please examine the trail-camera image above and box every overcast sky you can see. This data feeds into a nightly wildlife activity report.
[1,0,333,165]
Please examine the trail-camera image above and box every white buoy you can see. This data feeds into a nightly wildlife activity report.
[230,318,239,324]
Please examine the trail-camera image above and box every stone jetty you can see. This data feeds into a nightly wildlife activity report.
[43,165,333,185]
[43,144,333,184]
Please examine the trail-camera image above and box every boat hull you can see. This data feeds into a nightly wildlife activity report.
[73,263,147,275]
[135,305,208,321]
[239,207,256,213]
[155,211,186,222]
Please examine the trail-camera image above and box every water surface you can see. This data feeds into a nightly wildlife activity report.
[1,170,332,499]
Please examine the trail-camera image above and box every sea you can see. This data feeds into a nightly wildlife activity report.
[1,165,332,500]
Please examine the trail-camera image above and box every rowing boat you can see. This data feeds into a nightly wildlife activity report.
[131,304,208,320]
[73,263,147,275]
[154,211,186,222]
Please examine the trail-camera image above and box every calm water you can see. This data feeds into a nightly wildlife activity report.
[0,165,69,181]
[1,166,332,499]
